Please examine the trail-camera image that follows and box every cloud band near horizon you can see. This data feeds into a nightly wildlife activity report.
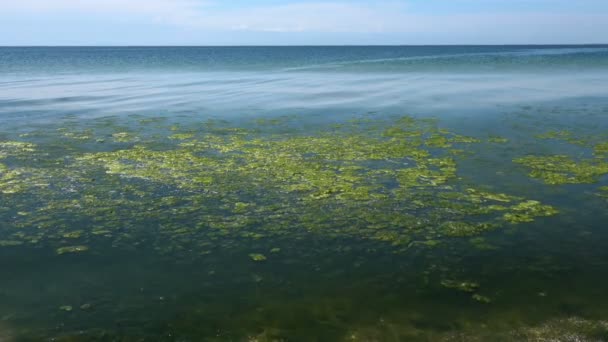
[1,0,607,45]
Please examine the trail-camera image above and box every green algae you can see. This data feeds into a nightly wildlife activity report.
[62,231,84,239]
[465,188,515,203]
[469,237,497,250]
[56,246,90,255]
[471,293,492,303]
[0,142,39,194]
[441,222,496,237]
[249,253,267,262]
[535,130,589,146]
[521,128,608,186]
[0,166,51,195]
[502,200,559,224]
[440,280,479,293]
[0,114,562,257]
[0,165,24,194]
[487,136,509,144]
[594,142,608,157]
[4,110,608,341]
[0,240,23,247]
[62,130,94,140]
[0,141,36,159]
[514,155,608,185]
[112,132,138,143]
[59,305,73,312]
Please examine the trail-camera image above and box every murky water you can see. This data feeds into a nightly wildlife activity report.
[1,46,608,341]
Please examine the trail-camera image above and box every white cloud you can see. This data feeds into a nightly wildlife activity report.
[1,0,206,23]
[2,0,607,42]
[193,2,413,33]
[194,5,608,41]
[1,1,409,32]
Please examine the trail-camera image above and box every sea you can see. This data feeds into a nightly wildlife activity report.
[1,46,608,341]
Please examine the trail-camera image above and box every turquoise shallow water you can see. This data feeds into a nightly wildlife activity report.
[1,46,608,341]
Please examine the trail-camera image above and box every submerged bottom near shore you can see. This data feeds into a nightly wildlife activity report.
[1,109,608,340]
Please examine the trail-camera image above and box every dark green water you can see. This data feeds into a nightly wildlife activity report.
[1,46,608,341]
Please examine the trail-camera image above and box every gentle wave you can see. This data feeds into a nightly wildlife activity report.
[1,46,607,125]
[282,47,608,72]
[2,70,607,125]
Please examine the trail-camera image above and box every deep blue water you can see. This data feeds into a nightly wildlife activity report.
[2,46,608,74]
[1,46,608,341]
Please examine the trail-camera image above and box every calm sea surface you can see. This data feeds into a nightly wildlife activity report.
[1,46,608,341]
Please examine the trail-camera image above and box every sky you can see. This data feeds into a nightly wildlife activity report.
[1,0,607,45]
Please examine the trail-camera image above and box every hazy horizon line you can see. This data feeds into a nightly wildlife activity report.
[2,43,607,48]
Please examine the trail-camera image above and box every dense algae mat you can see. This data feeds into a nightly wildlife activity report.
[3,113,608,340]
[0,115,562,255]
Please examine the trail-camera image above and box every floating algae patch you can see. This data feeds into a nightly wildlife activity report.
[471,293,492,304]
[0,240,24,247]
[594,142,608,157]
[0,141,37,159]
[0,114,562,260]
[488,136,509,144]
[502,200,559,224]
[514,155,608,185]
[0,165,51,195]
[440,279,479,293]
[516,127,608,186]
[56,246,89,255]
[76,146,223,189]
[0,163,26,194]
[249,253,267,261]
[111,132,139,143]
[535,130,589,146]
[599,186,608,198]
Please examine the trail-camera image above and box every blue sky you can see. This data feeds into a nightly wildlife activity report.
[1,0,607,45]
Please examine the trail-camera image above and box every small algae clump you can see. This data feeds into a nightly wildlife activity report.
[503,200,559,224]
[535,130,588,146]
[62,231,84,239]
[465,188,514,203]
[471,293,492,303]
[488,136,509,144]
[168,133,195,140]
[234,202,252,213]
[440,222,496,238]
[441,280,479,293]
[56,246,90,255]
[0,240,23,247]
[249,253,267,262]
[469,237,497,251]
[112,132,138,143]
